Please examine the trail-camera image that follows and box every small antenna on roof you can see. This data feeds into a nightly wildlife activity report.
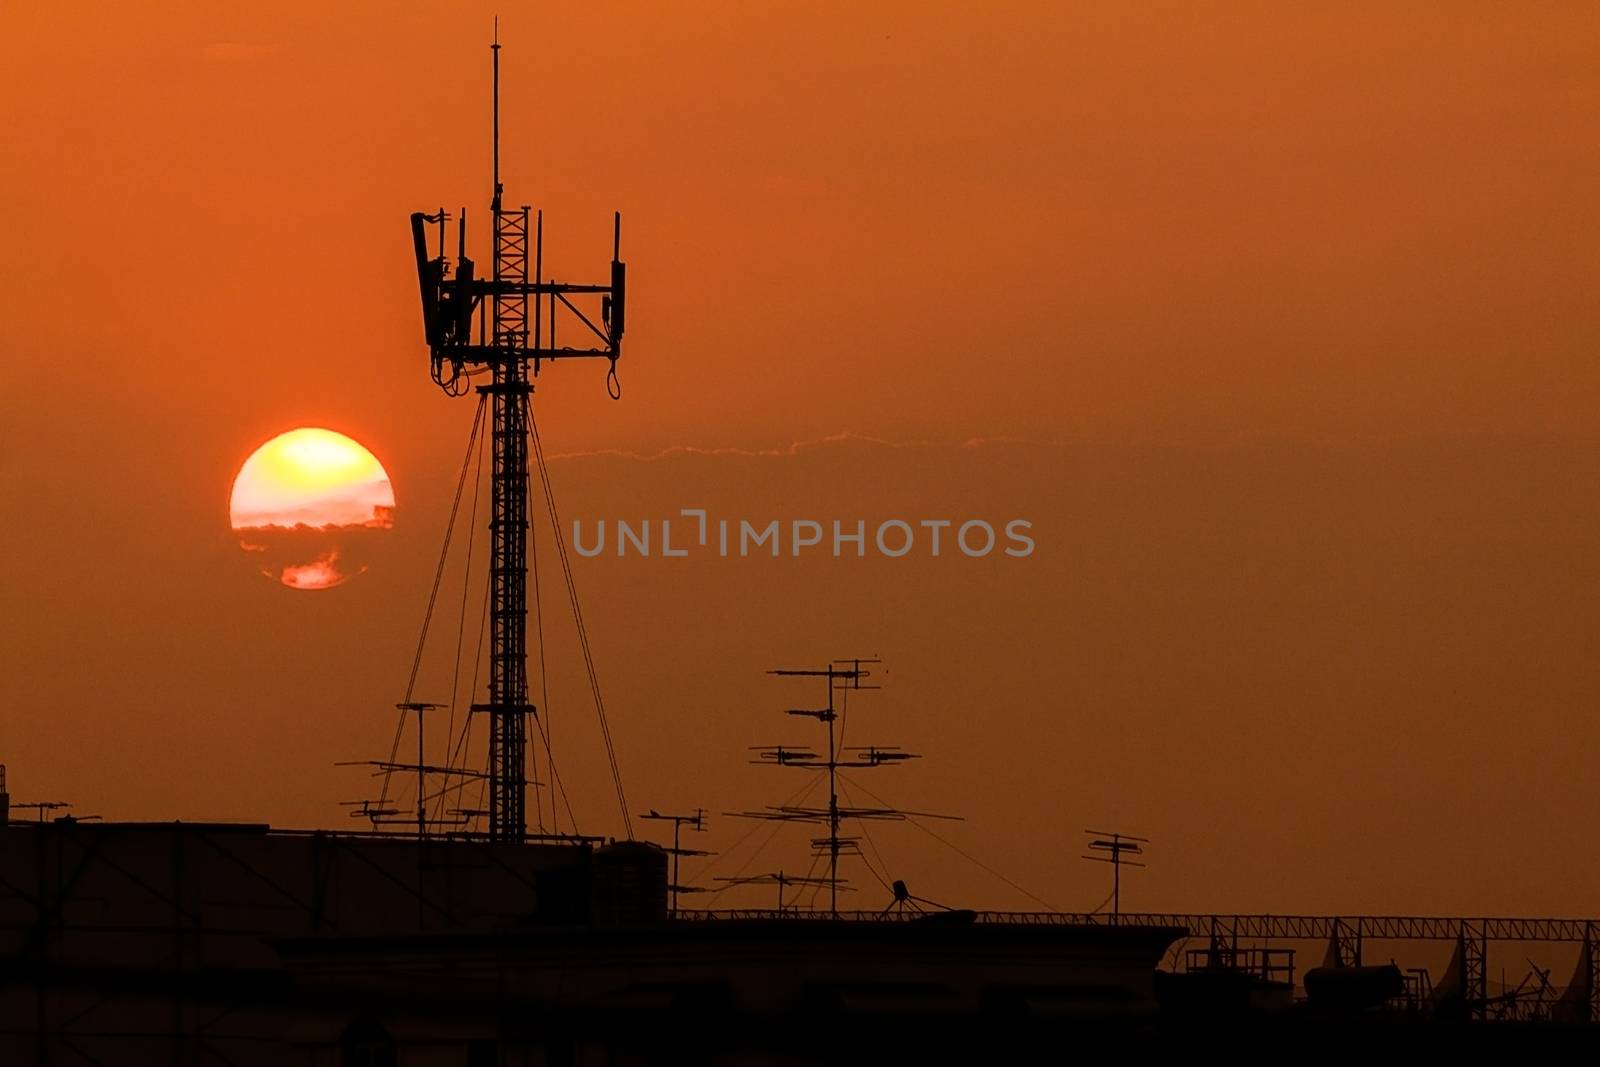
[639,808,713,916]
[1082,829,1148,924]
[714,871,853,916]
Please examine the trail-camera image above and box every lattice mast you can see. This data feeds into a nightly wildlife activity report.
[409,29,627,842]
[485,31,532,844]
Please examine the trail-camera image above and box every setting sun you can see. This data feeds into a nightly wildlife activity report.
[230,427,395,589]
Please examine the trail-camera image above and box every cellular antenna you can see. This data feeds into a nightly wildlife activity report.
[405,29,631,843]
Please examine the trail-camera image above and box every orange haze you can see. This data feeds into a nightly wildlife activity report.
[0,3,1597,921]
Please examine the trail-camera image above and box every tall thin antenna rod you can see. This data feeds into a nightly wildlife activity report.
[397,702,444,838]
[491,19,502,208]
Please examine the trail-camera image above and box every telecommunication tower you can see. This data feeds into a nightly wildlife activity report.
[408,29,627,842]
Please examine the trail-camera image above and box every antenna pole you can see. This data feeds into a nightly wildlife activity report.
[736,660,948,918]
[491,20,501,208]
[1114,838,1121,919]
[419,707,425,837]
[827,670,840,916]
[640,809,710,915]
[393,703,444,838]
[1083,829,1148,926]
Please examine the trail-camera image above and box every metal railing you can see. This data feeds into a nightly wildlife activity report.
[676,909,1600,943]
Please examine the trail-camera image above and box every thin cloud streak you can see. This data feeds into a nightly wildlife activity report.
[544,430,1067,463]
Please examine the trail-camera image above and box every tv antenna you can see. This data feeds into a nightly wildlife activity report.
[730,659,956,917]
[0,769,88,824]
[639,808,712,916]
[407,27,629,843]
[1083,829,1147,923]
[714,871,854,916]
[336,762,496,835]
[335,703,486,837]
[11,801,72,824]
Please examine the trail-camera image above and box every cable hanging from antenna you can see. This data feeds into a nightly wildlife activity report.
[527,396,632,838]
[368,396,488,824]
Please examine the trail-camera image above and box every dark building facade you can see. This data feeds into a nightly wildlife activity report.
[0,821,1179,1063]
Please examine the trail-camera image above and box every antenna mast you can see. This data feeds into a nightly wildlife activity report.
[408,30,628,843]
[492,19,501,205]
[1083,829,1148,924]
[335,701,496,836]
[639,809,712,916]
[732,660,956,917]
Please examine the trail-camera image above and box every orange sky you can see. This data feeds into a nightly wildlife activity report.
[1,3,1598,918]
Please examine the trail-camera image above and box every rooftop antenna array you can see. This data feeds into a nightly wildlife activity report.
[730,659,955,917]
[11,803,87,823]
[713,872,852,916]
[1082,829,1147,924]
[5,767,73,824]
[395,24,629,843]
[337,703,498,836]
[639,808,712,916]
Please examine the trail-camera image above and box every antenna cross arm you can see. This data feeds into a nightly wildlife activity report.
[784,708,836,721]
[373,762,494,779]
[478,280,616,296]
[468,701,538,715]
[438,345,618,366]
